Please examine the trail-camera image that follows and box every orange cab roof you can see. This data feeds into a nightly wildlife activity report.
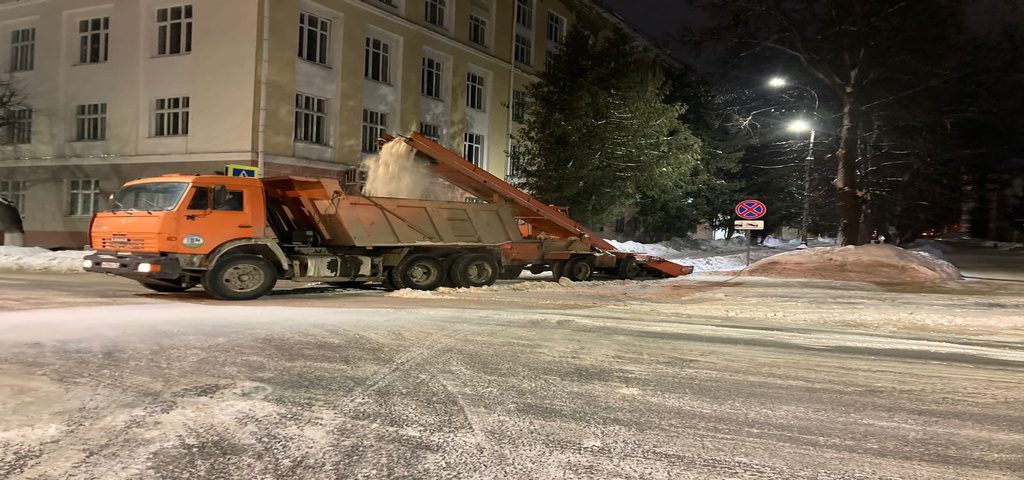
[125,174,264,187]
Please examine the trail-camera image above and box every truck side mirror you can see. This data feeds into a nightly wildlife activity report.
[213,185,228,208]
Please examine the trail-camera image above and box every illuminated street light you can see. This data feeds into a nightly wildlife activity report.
[768,77,787,88]
[787,118,812,133]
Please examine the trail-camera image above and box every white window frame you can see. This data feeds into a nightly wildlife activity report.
[0,180,26,214]
[75,103,107,141]
[512,90,527,123]
[463,132,484,168]
[419,122,441,141]
[466,71,485,111]
[10,28,35,72]
[5,107,32,144]
[77,17,110,64]
[364,36,392,84]
[507,143,525,180]
[156,5,193,56]
[294,93,328,145]
[514,34,532,65]
[361,108,388,153]
[154,96,189,137]
[515,0,533,29]
[547,12,564,44]
[298,11,331,65]
[421,57,443,99]
[424,0,446,28]
[545,49,556,71]
[469,14,487,47]
[67,179,100,217]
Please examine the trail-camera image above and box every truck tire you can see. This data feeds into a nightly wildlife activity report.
[565,257,594,282]
[136,279,194,293]
[202,254,278,300]
[451,254,500,288]
[391,254,445,290]
[617,258,643,280]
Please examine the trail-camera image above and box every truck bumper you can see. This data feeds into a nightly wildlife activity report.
[83,251,182,280]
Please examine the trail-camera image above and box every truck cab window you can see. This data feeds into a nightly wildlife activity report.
[186,187,210,210]
[214,190,244,211]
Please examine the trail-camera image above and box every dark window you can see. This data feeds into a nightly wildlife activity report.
[157,5,193,56]
[186,187,209,210]
[214,190,244,211]
[298,12,330,64]
[78,17,109,64]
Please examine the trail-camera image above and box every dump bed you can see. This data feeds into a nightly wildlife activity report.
[263,177,522,248]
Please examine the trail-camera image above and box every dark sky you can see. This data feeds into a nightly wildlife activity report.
[597,0,704,67]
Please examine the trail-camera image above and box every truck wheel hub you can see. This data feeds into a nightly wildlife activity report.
[467,262,493,282]
[224,265,264,292]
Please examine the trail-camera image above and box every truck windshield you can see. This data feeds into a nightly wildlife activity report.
[108,182,189,212]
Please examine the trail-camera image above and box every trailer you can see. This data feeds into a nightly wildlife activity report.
[84,135,691,300]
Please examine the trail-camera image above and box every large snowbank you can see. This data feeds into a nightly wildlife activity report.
[743,244,962,283]
[0,247,91,273]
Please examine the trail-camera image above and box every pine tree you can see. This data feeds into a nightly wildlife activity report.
[516,29,706,233]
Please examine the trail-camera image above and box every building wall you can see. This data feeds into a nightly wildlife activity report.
[0,0,577,247]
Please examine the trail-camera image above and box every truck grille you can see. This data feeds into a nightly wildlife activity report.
[99,234,157,252]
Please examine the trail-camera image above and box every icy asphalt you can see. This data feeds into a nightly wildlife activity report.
[0,246,1022,479]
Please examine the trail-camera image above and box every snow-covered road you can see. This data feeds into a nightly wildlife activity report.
[1,246,1023,478]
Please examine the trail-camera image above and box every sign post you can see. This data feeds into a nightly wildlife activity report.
[226,164,260,178]
[734,200,767,267]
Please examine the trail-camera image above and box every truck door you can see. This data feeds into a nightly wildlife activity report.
[178,183,257,254]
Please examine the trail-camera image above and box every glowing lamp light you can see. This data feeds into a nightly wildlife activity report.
[767,77,787,88]
[787,119,812,133]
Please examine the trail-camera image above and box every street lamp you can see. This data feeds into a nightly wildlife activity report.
[770,77,820,248]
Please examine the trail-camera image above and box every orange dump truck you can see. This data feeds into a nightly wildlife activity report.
[84,134,691,300]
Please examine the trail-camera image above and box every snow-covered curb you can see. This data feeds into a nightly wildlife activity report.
[0,247,91,273]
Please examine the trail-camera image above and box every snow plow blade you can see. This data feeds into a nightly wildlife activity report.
[644,258,694,277]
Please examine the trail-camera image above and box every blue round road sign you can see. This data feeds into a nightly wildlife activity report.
[735,199,767,219]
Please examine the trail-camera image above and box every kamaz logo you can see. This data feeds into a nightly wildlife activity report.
[182,234,204,248]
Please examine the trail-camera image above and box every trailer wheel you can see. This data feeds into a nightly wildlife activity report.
[565,257,595,282]
[617,258,643,280]
[392,255,445,290]
[136,279,194,293]
[451,254,500,288]
[202,254,278,300]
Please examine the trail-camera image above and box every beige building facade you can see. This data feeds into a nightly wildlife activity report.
[0,0,576,247]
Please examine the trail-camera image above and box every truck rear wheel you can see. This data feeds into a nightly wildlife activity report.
[451,254,499,288]
[565,257,595,282]
[202,254,278,300]
[391,254,445,290]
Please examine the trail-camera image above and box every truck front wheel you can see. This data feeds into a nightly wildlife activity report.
[202,254,278,300]
[391,254,445,290]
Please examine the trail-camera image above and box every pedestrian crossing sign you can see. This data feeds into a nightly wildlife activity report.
[226,164,260,178]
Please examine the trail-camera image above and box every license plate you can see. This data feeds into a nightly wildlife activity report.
[101,262,121,269]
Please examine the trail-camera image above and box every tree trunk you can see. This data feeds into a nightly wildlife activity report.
[835,89,861,245]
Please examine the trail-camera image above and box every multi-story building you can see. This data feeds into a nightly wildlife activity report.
[0,0,577,247]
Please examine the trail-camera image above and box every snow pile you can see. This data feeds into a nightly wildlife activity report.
[606,239,681,258]
[742,244,962,283]
[905,239,955,258]
[0,246,91,273]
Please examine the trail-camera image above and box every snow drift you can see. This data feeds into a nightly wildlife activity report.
[742,244,962,283]
[0,247,91,273]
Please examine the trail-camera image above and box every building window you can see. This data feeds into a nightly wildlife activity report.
[0,180,26,214]
[294,93,328,145]
[364,37,391,83]
[425,0,446,28]
[515,0,533,29]
[157,5,192,56]
[545,49,557,71]
[463,133,484,167]
[507,143,525,180]
[5,108,32,144]
[419,122,441,141]
[361,109,387,153]
[469,15,487,46]
[512,90,527,123]
[78,17,110,64]
[614,217,626,233]
[10,28,35,72]
[75,103,107,141]
[547,13,564,44]
[466,72,485,111]
[514,34,532,65]
[421,57,443,99]
[154,97,189,137]
[298,12,330,65]
[68,179,100,216]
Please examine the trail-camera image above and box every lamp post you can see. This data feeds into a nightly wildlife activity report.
[770,77,819,247]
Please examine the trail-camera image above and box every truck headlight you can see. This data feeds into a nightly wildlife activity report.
[83,259,93,268]
[137,263,153,273]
